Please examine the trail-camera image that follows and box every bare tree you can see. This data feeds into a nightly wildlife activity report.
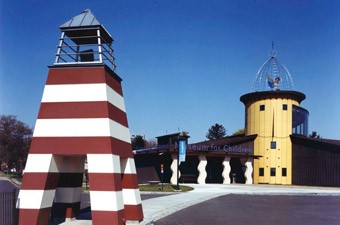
[145,138,157,147]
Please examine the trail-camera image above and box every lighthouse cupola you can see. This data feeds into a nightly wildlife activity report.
[55,9,116,71]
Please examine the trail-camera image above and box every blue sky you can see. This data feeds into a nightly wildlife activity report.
[0,0,339,143]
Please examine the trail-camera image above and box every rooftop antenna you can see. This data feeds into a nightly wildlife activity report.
[269,41,276,58]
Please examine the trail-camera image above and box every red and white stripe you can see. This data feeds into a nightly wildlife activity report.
[120,158,143,221]
[18,154,60,225]
[52,156,85,219]
[87,154,125,224]
[18,66,143,225]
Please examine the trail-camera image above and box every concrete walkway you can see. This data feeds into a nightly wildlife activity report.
[61,184,340,225]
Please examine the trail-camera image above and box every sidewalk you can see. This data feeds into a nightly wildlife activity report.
[61,184,340,225]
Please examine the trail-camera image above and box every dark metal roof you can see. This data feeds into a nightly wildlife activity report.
[156,132,181,139]
[156,132,190,139]
[134,134,260,158]
[291,134,340,153]
[240,90,306,105]
[189,134,257,147]
[59,9,113,44]
[60,9,100,28]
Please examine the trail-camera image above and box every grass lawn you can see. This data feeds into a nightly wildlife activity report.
[0,171,23,182]
[139,183,194,192]
[1,173,194,193]
[83,183,193,192]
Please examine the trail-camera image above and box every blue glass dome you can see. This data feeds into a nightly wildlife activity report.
[251,46,294,92]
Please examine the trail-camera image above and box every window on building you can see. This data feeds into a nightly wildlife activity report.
[270,141,276,149]
[259,168,264,176]
[282,168,287,177]
[283,104,288,110]
[292,105,309,136]
[260,105,265,111]
[270,168,276,176]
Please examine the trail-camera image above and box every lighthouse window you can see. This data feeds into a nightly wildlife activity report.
[283,104,288,110]
[282,168,287,177]
[292,105,309,136]
[260,105,265,111]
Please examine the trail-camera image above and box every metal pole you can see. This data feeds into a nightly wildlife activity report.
[160,163,164,191]
[55,32,65,64]
[159,154,164,191]
[161,171,164,191]
[97,29,103,63]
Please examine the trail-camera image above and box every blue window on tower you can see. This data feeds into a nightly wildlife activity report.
[283,104,288,110]
[271,141,276,149]
[260,105,265,111]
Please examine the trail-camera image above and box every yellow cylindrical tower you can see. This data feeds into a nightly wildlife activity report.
[241,44,309,185]
[240,91,305,184]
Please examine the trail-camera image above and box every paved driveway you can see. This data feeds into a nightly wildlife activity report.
[0,178,18,192]
[61,184,340,225]
[154,194,340,225]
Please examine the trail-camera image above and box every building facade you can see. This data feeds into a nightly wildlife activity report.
[133,45,340,187]
[134,132,258,185]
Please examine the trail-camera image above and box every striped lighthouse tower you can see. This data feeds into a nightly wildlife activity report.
[17,9,143,225]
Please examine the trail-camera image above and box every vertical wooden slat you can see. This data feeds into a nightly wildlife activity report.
[0,190,17,225]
